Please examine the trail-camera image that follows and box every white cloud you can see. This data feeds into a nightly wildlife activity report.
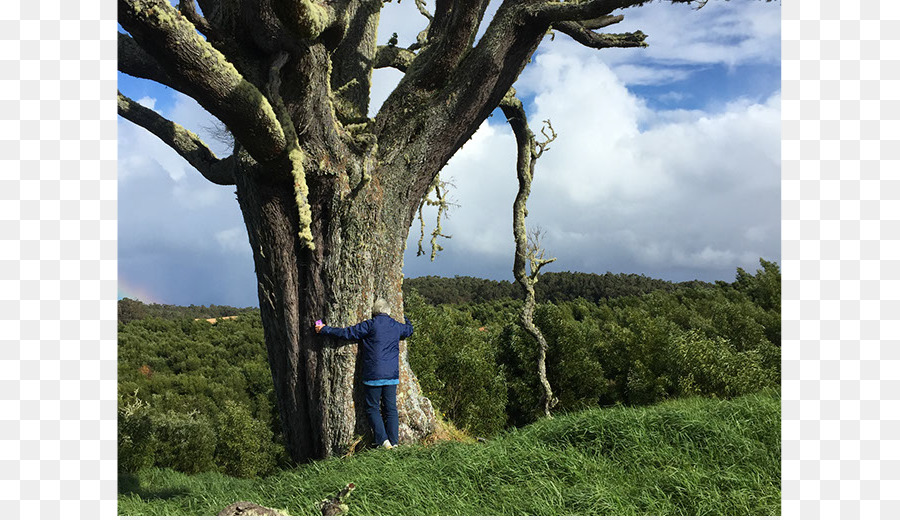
[526,1,780,89]
[120,1,781,305]
[608,64,695,86]
[604,1,780,68]
[136,96,156,110]
[406,46,780,283]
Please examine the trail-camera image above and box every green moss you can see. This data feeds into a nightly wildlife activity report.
[289,148,315,250]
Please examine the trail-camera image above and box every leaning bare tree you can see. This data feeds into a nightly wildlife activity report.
[118,0,737,462]
[501,89,559,417]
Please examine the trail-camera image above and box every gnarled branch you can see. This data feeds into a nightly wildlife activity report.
[407,0,492,88]
[117,91,236,186]
[500,88,558,417]
[178,1,216,39]
[373,45,416,72]
[554,22,648,49]
[118,32,184,92]
[118,0,286,164]
[415,0,434,22]
[530,0,697,24]
[272,0,337,40]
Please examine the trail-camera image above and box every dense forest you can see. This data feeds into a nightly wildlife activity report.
[117,298,257,324]
[118,260,780,478]
[402,271,717,305]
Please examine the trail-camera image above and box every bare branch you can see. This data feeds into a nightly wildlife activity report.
[416,175,456,260]
[530,1,697,24]
[535,119,557,159]
[199,118,236,151]
[500,88,558,417]
[178,1,216,39]
[118,0,286,164]
[554,21,648,49]
[117,91,236,186]
[373,45,416,72]
[415,0,434,21]
[582,14,625,30]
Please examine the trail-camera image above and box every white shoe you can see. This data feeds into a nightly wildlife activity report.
[380,439,394,449]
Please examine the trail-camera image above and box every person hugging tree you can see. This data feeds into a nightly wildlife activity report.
[315,298,413,449]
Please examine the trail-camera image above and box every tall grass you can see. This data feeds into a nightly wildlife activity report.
[119,390,779,516]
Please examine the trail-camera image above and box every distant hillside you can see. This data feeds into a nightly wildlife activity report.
[403,271,716,306]
[118,271,719,320]
[117,298,257,324]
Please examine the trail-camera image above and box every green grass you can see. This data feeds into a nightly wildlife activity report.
[118,389,780,516]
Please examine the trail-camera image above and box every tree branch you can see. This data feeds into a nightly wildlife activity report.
[554,21,648,49]
[117,91,236,186]
[415,0,434,21]
[499,88,558,417]
[582,14,625,30]
[178,0,216,39]
[530,0,696,24]
[406,0,492,88]
[118,32,185,92]
[373,45,416,72]
[272,0,337,40]
[119,0,286,164]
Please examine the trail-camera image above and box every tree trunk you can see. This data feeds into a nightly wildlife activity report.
[233,150,435,462]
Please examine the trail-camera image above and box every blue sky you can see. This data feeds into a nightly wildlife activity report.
[118,1,781,307]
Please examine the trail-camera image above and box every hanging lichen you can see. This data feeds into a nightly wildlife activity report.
[268,51,316,250]
[416,174,455,260]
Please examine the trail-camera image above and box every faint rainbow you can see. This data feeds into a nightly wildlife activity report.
[117,277,160,304]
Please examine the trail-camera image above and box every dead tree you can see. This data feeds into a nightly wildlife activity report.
[501,90,558,417]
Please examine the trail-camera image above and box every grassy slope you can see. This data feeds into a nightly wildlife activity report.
[118,390,780,516]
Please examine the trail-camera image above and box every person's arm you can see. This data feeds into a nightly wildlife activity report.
[319,319,373,340]
[400,316,414,339]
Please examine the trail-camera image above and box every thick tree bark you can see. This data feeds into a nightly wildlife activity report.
[232,148,434,461]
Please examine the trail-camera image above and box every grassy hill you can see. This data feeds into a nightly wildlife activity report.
[119,389,780,516]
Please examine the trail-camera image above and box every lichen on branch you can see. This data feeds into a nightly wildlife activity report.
[416,174,456,261]
[118,0,287,163]
[273,0,337,40]
[117,90,236,186]
[500,88,559,417]
[268,51,316,250]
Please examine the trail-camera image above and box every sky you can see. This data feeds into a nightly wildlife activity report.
[118,0,781,307]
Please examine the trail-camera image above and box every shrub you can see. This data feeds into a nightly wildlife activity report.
[152,409,218,474]
[215,400,280,478]
[406,291,509,436]
[118,390,156,473]
[500,303,608,426]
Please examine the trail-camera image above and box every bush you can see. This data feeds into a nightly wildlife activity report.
[671,330,771,398]
[406,291,508,436]
[499,303,609,426]
[215,400,280,478]
[118,390,156,473]
[152,409,218,474]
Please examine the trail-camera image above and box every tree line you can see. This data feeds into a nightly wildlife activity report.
[118,260,780,477]
[403,271,717,306]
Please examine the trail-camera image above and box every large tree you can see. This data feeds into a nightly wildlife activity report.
[118,0,748,462]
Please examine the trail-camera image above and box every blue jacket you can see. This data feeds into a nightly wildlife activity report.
[320,313,414,381]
